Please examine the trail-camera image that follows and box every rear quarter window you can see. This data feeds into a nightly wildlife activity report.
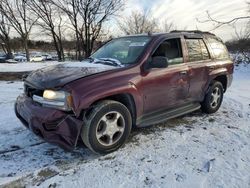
[207,38,230,60]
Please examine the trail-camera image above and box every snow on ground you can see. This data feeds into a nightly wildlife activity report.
[0,62,64,72]
[0,64,249,187]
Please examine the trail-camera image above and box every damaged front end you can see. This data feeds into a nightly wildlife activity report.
[14,61,119,150]
[15,93,83,151]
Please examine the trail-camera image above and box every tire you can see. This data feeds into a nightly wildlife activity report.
[201,81,224,114]
[81,100,132,154]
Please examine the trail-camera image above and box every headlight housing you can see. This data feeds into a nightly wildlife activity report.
[33,90,73,111]
[43,90,67,101]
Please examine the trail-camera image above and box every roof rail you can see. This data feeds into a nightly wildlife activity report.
[170,30,215,36]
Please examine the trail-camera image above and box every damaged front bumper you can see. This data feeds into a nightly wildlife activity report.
[15,94,83,150]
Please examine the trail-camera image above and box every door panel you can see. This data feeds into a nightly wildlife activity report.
[142,64,190,114]
[187,61,210,101]
[185,38,211,102]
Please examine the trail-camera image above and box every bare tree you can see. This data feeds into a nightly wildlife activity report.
[54,0,123,59]
[52,0,82,59]
[197,2,250,30]
[56,10,67,61]
[118,10,158,35]
[161,19,175,32]
[233,22,250,40]
[0,0,37,61]
[232,22,250,62]
[198,11,250,31]
[28,0,66,61]
[78,0,124,58]
[0,13,12,58]
[232,2,250,40]
[198,2,250,62]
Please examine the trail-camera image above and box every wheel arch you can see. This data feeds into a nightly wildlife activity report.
[202,73,228,101]
[213,74,227,92]
[83,93,137,127]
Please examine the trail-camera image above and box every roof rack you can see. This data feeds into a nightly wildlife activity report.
[170,30,215,36]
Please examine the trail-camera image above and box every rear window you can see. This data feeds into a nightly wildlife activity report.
[186,39,210,62]
[207,38,229,60]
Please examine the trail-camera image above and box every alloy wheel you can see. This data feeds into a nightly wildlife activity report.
[210,87,221,108]
[96,111,125,147]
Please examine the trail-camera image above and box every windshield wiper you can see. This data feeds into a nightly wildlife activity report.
[94,58,123,67]
[86,57,96,63]
[100,58,122,67]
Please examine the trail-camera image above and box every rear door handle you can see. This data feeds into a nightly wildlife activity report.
[180,71,188,75]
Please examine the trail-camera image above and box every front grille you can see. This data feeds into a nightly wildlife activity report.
[24,84,43,98]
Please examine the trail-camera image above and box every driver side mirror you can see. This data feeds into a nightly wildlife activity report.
[150,56,169,68]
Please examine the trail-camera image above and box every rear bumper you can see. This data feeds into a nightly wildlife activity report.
[15,94,83,150]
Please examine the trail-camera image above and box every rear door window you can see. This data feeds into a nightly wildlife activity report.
[186,39,210,62]
[200,40,210,60]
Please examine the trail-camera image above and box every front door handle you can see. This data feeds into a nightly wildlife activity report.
[180,71,188,75]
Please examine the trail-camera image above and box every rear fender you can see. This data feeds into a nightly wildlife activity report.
[204,68,228,95]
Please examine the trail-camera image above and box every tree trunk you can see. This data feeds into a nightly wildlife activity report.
[23,38,30,62]
[59,40,64,61]
[84,37,92,58]
[79,33,86,59]
[1,36,13,59]
[84,22,90,58]
[51,31,62,61]
[57,38,64,62]
[75,30,82,60]
[55,35,64,61]
[5,43,13,59]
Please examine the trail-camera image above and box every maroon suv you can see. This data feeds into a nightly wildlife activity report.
[15,31,234,154]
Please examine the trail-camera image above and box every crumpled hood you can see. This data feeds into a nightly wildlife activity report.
[25,61,117,89]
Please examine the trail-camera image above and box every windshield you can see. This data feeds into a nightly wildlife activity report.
[91,36,151,65]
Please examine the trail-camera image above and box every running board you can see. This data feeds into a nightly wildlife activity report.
[137,103,201,127]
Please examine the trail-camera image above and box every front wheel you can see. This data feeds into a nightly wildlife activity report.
[81,100,132,154]
[201,81,224,114]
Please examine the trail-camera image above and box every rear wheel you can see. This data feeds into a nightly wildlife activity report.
[201,81,224,114]
[81,100,132,154]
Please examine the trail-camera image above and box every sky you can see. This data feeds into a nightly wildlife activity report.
[24,0,249,42]
[113,0,249,41]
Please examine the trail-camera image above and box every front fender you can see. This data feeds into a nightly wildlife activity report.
[63,64,144,118]
[74,83,143,116]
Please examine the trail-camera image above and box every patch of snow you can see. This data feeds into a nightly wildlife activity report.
[0,61,118,73]
[0,62,64,72]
